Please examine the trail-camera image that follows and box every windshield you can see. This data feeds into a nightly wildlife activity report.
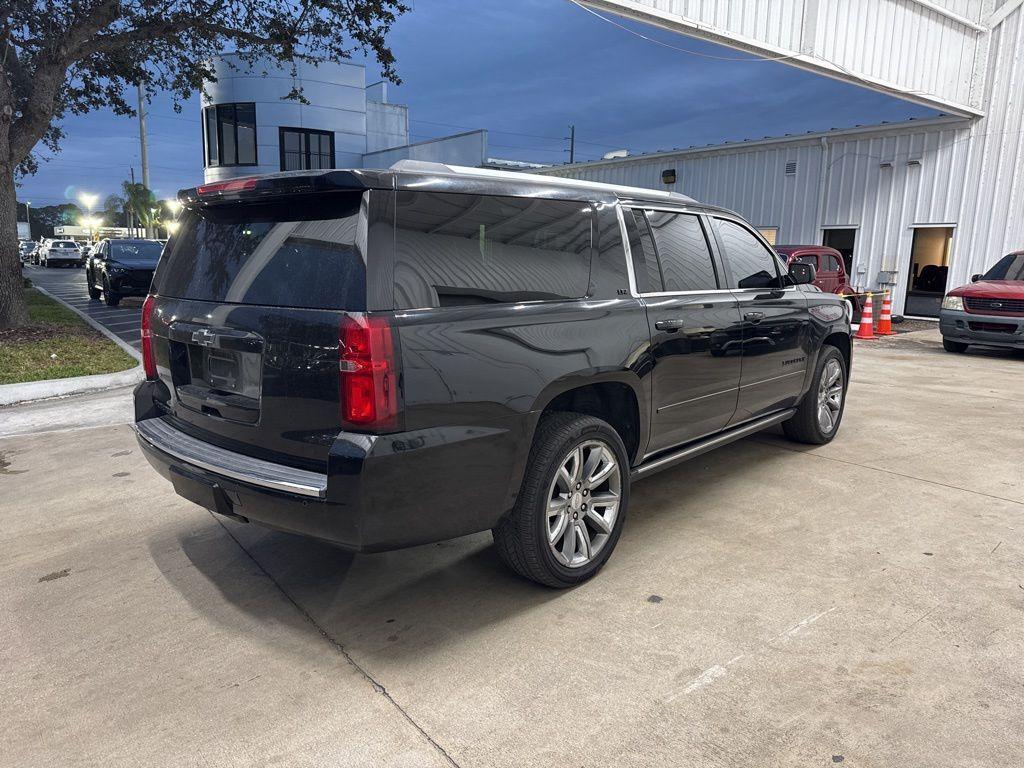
[981,253,1024,281]
[110,241,164,265]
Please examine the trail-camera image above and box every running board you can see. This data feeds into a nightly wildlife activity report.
[631,409,796,481]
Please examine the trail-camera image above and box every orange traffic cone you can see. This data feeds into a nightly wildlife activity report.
[876,291,895,335]
[855,293,876,340]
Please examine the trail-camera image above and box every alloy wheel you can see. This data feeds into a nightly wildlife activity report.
[817,358,844,434]
[546,439,621,568]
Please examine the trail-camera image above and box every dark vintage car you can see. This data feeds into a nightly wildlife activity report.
[132,162,852,587]
[85,238,165,306]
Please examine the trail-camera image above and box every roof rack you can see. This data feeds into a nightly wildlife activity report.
[389,159,695,203]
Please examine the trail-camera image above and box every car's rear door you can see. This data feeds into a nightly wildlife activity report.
[626,207,743,455]
[147,189,386,471]
[710,216,811,425]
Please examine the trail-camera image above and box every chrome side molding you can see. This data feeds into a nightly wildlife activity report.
[133,418,328,499]
[632,409,796,481]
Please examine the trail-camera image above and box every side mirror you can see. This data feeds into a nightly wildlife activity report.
[971,273,982,282]
[788,261,816,285]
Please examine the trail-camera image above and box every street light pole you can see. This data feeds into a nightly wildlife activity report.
[137,84,152,237]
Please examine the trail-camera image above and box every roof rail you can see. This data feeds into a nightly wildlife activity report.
[389,159,695,203]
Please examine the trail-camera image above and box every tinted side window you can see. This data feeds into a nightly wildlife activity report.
[826,254,842,272]
[714,219,782,289]
[394,192,592,309]
[629,209,663,292]
[644,211,718,291]
[794,254,818,268]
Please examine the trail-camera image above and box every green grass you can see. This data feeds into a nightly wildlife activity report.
[0,289,138,385]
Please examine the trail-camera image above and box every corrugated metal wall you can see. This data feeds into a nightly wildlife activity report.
[953,5,1024,287]
[585,0,986,113]
[541,118,985,313]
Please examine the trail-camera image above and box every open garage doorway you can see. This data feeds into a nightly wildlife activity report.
[822,228,856,277]
[905,226,954,317]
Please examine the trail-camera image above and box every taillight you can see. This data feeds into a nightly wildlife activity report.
[339,313,398,431]
[141,294,156,379]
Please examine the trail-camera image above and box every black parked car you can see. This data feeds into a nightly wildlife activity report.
[133,162,852,587]
[86,238,164,306]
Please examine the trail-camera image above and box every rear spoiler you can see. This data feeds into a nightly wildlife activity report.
[178,170,376,206]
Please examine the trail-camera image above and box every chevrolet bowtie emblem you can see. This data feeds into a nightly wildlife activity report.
[192,328,217,347]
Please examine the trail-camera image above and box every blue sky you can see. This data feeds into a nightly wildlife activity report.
[18,0,937,209]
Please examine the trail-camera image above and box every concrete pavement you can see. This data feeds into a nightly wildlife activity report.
[2,330,1022,767]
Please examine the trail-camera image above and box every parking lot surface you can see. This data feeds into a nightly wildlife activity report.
[25,264,143,353]
[2,331,1021,767]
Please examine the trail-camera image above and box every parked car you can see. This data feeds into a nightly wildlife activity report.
[776,245,860,315]
[86,238,164,306]
[39,239,82,267]
[940,250,1024,353]
[18,240,36,263]
[132,163,852,587]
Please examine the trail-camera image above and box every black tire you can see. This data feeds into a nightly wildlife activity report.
[492,412,630,588]
[103,279,121,307]
[782,345,848,445]
[943,338,968,353]
[87,272,101,300]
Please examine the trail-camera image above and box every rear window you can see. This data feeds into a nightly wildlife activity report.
[393,191,592,309]
[54,241,78,248]
[154,192,366,310]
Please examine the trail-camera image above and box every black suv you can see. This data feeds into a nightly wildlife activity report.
[86,238,165,306]
[133,162,851,587]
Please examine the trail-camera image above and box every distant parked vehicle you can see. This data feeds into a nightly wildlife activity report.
[776,245,860,316]
[19,241,36,263]
[39,239,82,268]
[940,251,1024,353]
[86,238,164,306]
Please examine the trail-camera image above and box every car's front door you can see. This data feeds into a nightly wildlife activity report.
[626,207,743,456]
[710,217,812,425]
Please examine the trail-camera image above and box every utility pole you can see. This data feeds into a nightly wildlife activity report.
[129,166,137,236]
[565,124,576,164]
[137,84,151,237]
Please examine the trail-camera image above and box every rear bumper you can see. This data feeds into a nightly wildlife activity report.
[133,385,525,552]
[939,309,1024,349]
[45,255,81,264]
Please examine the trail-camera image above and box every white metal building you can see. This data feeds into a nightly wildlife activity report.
[200,56,528,187]
[544,0,1024,317]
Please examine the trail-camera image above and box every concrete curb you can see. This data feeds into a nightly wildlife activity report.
[32,284,142,361]
[0,283,144,407]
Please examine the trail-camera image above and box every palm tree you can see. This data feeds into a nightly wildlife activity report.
[121,181,158,235]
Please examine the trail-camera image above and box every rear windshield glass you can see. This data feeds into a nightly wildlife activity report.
[154,192,366,310]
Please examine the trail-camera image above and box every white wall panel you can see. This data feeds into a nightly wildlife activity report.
[585,0,985,113]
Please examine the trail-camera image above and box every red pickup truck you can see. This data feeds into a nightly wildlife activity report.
[776,245,859,315]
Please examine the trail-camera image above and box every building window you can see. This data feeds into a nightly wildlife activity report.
[203,103,257,167]
[757,226,779,245]
[279,128,335,171]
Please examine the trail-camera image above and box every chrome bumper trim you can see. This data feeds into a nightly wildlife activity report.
[133,418,327,499]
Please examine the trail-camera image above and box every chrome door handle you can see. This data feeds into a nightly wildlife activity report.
[744,311,765,323]
[654,318,684,332]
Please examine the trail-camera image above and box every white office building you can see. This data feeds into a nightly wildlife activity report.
[200,55,531,185]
